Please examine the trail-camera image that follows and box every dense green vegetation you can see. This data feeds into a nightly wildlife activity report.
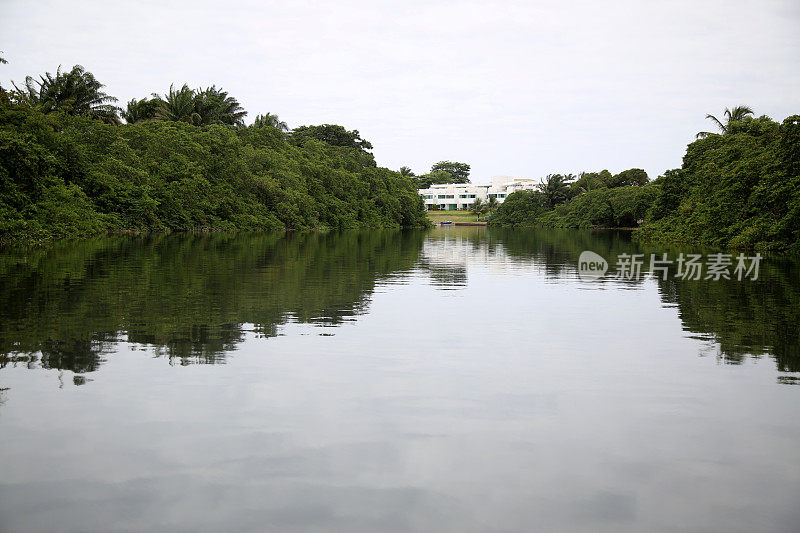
[638,114,800,251]
[490,110,800,252]
[489,169,657,229]
[0,65,428,242]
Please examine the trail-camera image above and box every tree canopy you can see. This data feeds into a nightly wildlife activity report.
[490,107,800,252]
[414,161,471,188]
[289,124,373,151]
[0,71,429,242]
[10,64,120,124]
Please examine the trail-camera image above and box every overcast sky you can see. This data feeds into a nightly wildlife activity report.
[1,0,798,182]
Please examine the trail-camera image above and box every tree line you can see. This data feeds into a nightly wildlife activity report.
[490,107,800,252]
[0,63,430,242]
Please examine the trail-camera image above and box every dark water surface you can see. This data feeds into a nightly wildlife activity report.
[1,228,798,532]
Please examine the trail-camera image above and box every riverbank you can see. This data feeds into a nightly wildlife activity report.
[0,99,429,243]
[425,210,488,224]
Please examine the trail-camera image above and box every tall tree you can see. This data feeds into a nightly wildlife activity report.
[697,105,754,138]
[155,84,197,123]
[470,197,486,215]
[11,64,120,123]
[252,112,288,131]
[290,124,373,151]
[537,174,573,208]
[607,168,649,187]
[399,166,415,177]
[152,84,247,126]
[193,85,247,126]
[122,97,161,123]
[429,161,470,183]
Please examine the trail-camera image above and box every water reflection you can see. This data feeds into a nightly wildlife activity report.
[0,228,798,382]
[0,231,424,370]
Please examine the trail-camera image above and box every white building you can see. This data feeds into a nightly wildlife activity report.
[419,176,538,211]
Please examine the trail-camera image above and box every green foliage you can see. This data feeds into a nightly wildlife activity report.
[537,173,574,208]
[252,112,288,131]
[0,100,428,242]
[489,109,800,251]
[487,190,547,225]
[121,97,160,124]
[10,64,120,124]
[606,168,649,187]
[470,197,487,215]
[490,184,658,228]
[399,166,414,177]
[142,83,247,126]
[545,185,660,228]
[415,161,470,188]
[289,124,373,151]
[429,161,470,182]
[697,105,755,139]
[638,114,800,251]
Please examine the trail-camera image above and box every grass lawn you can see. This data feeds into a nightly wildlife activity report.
[425,210,487,223]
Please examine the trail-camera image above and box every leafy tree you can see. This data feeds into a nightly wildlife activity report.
[470,197,486,215]
[429,161,470,183]
[607,168,649,187]
[0,98,428,243]
[415,170,453,188]
[122,97,160,123]
[155,83,197,123]
[537,174,573,208]
[252,112,288,131]
[193,85,246,125]
[487,190,547,226]
[486,195,499,212]
[640,113,799,251]
[697,105,754,139]
[569,171,605,197]
[290,124,373,151]
[399,166,415,177]
[151,84,246,126]
[10,64,120,123]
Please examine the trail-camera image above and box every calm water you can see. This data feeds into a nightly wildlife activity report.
[1,228,799,533]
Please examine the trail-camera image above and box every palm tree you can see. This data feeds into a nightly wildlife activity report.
[470,197,486,216]
[252,112,288,131]
[11,64,120,123]
[537,174,572,208]
[571,171,602,197]
[154,84,247,126]
[696,105,754,139]
[194,85,247,126]
[121,97,161,123]
[399,166,415,177]
[486,195,499,213]
[155,84,198,123]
